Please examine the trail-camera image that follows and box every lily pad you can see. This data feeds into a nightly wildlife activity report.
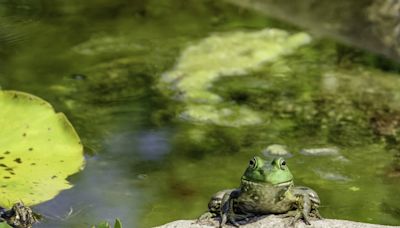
[0,223,12,228]
[0,90,84,207]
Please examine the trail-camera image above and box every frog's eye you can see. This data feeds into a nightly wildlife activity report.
[280,159,286,169]
[249,157,257,169]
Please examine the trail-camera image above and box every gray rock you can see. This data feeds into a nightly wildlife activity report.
[314,169,351,182]
[155,215,400,228]
[262,144,291,157]
[300,148,340,156]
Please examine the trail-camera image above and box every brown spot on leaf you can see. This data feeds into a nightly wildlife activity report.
[3,176,10,179]
[4,151,10,155]
[14,158,22,164]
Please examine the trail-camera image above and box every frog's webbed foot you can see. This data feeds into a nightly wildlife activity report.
[220,214,240,228]
[288,210,310,226]
[276,211,296,219]
[311,209,323,219]
[220,190,242,228]
[197,211,215,222]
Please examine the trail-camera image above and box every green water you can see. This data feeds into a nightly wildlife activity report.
[1,0,400,227]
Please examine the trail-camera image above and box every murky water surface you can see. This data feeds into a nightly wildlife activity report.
[1,1,400,227]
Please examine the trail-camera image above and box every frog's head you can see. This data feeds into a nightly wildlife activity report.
[242,156,293,185]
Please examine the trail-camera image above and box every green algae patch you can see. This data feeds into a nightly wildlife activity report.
[161,28,312,126]
[0,90,84,207]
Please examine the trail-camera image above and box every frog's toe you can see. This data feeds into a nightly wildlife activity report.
[303,215,311,225]
[197,211,215,222]
[228,218,240,227]
[276,211,296,218]
[289,211,313,226]
[313,210,323,219]
[220,214,227,228]
[289,212,302,226]
[222,212,240,227]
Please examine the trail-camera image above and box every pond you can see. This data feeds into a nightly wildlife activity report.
[0,0,400,227]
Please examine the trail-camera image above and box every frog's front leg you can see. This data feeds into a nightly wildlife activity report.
[198,189,235,223]
[290,187,322,225]
[220,189,241,227]
[291,194,311,225]
[302,191,313,224]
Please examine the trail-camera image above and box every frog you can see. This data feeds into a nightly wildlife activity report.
[199,156,322,227]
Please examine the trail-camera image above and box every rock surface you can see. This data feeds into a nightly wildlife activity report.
[156,215,400,228]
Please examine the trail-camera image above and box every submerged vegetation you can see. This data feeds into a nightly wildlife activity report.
[160,29,311,126]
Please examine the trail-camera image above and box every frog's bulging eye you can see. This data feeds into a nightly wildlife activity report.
[249,158,257,169]
[280,159,286,169]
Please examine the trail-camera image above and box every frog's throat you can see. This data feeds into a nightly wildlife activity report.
[241,178,294,188]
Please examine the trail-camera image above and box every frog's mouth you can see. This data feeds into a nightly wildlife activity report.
[274,180,293,187]
[241,178,293,188]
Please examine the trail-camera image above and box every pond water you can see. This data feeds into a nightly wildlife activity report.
[1,0,400,227]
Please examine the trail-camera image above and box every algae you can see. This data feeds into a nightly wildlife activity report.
[161,28,311,126]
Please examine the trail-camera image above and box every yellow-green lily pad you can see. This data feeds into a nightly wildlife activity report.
[0,90,84,207]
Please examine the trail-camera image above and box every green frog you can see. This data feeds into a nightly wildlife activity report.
[199,156,322,227]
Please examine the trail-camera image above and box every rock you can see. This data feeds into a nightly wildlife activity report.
[155,215,399,228]
[300,148,340,156]
[313,169,351,182]
[223,0,400,61]
[262,144,291,157]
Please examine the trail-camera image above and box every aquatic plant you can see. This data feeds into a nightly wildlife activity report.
[0,90,84,207]
[92,218,122,228]
[161,28,311,126]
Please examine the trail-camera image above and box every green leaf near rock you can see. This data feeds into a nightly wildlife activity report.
[0,222,12,228]
[0,90,84,207]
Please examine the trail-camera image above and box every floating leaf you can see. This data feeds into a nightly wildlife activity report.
[0,223,12,228]
[0,90,84,207]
